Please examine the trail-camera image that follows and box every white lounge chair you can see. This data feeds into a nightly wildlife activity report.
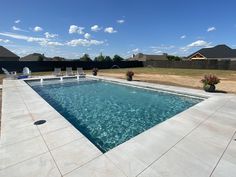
[2,68,17,79]
[53,68,63,76]
[77,68,86,76]
[66,67,74,76]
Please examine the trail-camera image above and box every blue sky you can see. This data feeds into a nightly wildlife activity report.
[0,0,236,59]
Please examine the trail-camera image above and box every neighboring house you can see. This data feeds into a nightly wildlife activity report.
[20,53,66,61]
[20,53,49,61]
[0,46,20,61]
[188,44,236,60]
[128,53,168,61]
[50,56,65,61]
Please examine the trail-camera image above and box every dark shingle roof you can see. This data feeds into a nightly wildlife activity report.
[20,53,47,61]
[188,45,236,59]
[129,53,168,61]
[0,46,19,58]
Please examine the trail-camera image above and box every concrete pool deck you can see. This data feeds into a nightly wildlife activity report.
[0,76,235,177]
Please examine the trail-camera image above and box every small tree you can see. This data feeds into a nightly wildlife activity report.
[94,53,105,62]
[167,55,182,61]
[38,55,44,61]
[80,54,92,62]
[104,56,112,62]
[113,55,124,62]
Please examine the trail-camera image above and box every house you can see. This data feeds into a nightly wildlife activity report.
[49,56,65,61]
[188,44,236,60]
[128,53,168,61]
[20,53,48,61]
[0,46,20,61]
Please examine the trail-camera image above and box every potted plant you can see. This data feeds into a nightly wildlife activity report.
[126,71,134,81]
[92,68,98,76]
[201,74,220,92]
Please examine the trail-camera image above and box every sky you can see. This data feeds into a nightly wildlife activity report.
[0,0,236,59]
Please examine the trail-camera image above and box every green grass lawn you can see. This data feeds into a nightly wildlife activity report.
[97,67,236,78]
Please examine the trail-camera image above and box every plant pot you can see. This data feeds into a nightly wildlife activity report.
[126,76,132,81]
[92,72,97,76]
[203,84,215,92]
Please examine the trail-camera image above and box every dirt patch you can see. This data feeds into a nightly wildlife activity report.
[98,73,236,93]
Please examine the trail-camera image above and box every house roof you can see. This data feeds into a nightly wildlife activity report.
[188,45,236,59]
[20,53,47,61]
[0,46,20,58]
[129,53,168,61]
[145,54,168,60]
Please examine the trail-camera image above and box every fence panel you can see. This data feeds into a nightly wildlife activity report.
[0,60,144,73]
[143,60,236,70]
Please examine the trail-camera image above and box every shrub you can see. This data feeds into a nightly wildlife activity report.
[201,75,220,85]
[92,68,98,76]
[92,68,98,72]
[126,70,134,77]
[167,55,182,61]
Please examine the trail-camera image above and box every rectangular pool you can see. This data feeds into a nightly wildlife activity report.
[27,78,202,152]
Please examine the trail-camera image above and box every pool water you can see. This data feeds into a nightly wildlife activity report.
[28,79,201,152]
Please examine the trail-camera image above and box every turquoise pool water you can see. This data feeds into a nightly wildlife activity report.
[28,78,201,152]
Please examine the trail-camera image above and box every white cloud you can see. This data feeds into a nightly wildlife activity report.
[207,27,216,32]
[0,32,62,47]
[188,40,211,47]
[67,39,104,47]
[0,39,10,43]
[180,35,186,39]
[150,45,175,54]
[0,32,105,49]
[150,45,175,50]
[12,26,20,31]
[39,41,63,46]
[117,19,125,24]
[154,50,163,54]
[104,27,117,33]
[91,25,102,32]
[44,32,58,38]
[132,48,139,53]
[14,20,21,24]
[0,32,46,42]
[181,40,212,51]
[12,26,22,31]
[12,26,28,32]
[84,33,91,39]
[34,26,43,32]
[69,25,84,34]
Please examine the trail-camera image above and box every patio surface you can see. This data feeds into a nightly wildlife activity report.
[0,76,235,177]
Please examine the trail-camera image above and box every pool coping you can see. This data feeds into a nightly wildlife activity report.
[1,75,236,177]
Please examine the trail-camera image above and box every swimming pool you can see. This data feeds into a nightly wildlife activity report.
[27,78,202,152]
